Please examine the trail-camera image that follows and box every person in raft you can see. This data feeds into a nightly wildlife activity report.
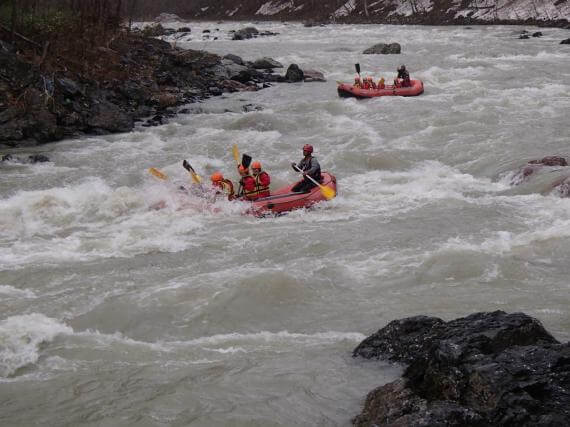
[251,161,271,199]
[394,65,411,88]
[210,172,235,201]
[291,144,322,193]
[353,74,362,88]
[236,164,257,200]
[377,77,385,89]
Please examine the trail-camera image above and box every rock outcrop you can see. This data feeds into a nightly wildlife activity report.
[363,43,401,54]
[353,311,570,426]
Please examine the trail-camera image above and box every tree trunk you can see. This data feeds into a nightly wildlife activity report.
[363,0,369,17]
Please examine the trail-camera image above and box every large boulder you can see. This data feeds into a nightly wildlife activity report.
[223,53,245,65]
[285,64,304,82]
[303,69,326,82]
[251,57,283,69]
[561,38,570,45]
[232,27,259,40]
[87,101,134,133]
[363,43,401,54]
[510,156,568,185]
[353,312,570,427]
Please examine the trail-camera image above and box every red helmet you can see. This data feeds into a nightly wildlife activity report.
[302,144,313,154]
[251,161,262,169]
[211,172,223,182]
[238,164,249,174]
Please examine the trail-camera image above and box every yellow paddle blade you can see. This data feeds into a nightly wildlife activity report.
[190,172,202,184]
[232,144,239,164]
[149,167,168,180]
[320,185,336,201]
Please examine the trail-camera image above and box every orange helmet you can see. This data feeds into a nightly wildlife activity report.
[251,161,262,169]
[238,164,249,174]
[211,172,223,182]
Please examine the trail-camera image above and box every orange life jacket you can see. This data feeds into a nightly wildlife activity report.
[215,179,235,200]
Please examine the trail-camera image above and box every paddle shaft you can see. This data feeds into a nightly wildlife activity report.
[293,164,322,188]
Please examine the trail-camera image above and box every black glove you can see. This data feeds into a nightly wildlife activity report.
[291,162,297,171]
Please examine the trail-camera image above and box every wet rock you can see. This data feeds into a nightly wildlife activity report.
[528,156,568,167]
[303,69,326,82]
[353,311,570,427]
[532,31,543,37]
[208,86,223,96]
[251,57,283,69]
[56,78,82,97]
[519,34,530,39]
[177,27,191,33]
[550,175,570,197]
[242,103,263,112]
[561,38,570,45]
[220,79,255,93]
[87,101,134,133]
[223,54,245,65]
[285,64,304,82]
[1,154,50,163]
[510,156,568,185]
[363,43,401,54]
[232,27,259,40]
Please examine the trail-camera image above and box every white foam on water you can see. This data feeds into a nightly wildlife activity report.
[0,314,72,377]
[0,285,36,298]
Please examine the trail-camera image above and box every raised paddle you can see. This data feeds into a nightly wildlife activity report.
[149,167,168,180]
[293,165,336,201]
[182,160,202,184]
[232,144,252,169]
[355,63,361,78]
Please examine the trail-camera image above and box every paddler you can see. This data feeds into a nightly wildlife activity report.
[211,172,235,201]
[291,144,322,193]
[251,161,271,199]
[236,164,257,200]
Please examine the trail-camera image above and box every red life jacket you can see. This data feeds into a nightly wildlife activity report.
[239,175,257,200]
[253,171,270,198]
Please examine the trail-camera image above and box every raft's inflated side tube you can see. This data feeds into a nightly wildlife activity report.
[249,172,337,216]
[338,79,424,98]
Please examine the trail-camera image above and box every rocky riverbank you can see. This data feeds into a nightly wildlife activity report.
[0,32,323,149]
[352,311,570,426]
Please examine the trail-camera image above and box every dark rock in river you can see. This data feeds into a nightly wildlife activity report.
[561,38,570,45]
[251,57,284,69]
[363,43,401,54]
[1,153,50,163]
[353,311,570,427]
[232,27,259,40]
[303,69,326,82]
[285,64,304,82]
[510,155,568,185]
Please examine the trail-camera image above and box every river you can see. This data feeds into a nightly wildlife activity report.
[1,22,569,426]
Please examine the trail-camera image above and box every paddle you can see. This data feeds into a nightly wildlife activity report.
[355,63,361,79]
[182,160,202,184]
[293,165,336,201]
[149,167,168,180]
[231,144,252,169]
[232,144,240,165]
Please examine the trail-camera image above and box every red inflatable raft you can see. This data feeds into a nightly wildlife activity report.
[337,79,424,98]
[248,172,337,217]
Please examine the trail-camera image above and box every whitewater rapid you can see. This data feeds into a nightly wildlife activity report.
[1,22,569,425]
